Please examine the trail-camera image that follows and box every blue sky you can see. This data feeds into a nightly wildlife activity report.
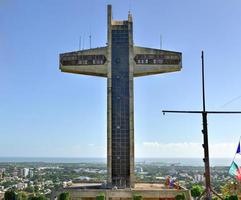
[1,0,241,158]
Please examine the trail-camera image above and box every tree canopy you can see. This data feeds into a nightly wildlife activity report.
[59,192,70,200]
[4,191,17,200]
[191,185,203,198]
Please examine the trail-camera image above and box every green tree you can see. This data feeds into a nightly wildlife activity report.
[17,192,27,200]
[133,194,142,200]
[4,191,17,200]
[229,195,238,200]
[191,185,203,199]
[96,192,105,200]
[24,186,34,193]
[221,182,241,196]
[28,195,46,200]
[175,193,185,200]
[59,192,70,200]
[33,186,39,193]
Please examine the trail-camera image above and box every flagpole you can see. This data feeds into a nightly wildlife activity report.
[230,136,241,168]
[228,136,241,180]
[162,51,241,199]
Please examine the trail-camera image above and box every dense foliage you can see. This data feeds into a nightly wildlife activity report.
[58,192,70,200]
[225,195,238,200]
[4,191,17,200]
[191,185,203,198]
[96,193,105,200]
[28,195,47,200]
[175,193,185,200]
[133,194,142,200]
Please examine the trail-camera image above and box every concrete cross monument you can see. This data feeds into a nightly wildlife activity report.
[59,5,182,189]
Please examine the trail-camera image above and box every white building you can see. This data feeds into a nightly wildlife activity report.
[194,174,204,182]
[16,183,27,190]
[19,168,29,178]
[0,169,5,180]
[29,169,34,178]
[24,168,29,177]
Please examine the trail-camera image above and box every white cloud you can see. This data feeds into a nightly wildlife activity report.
[136,142,237,158]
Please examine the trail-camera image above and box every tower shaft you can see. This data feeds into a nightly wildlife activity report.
[59,4,182,189]
[107,5,134,187]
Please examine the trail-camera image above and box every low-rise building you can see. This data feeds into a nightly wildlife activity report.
[0,168,5,180]
[0,191,4,200]
[194,174,204,182]
[16,183,28,190]
[29,169,34,178]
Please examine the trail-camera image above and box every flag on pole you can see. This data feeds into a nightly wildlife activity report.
[229,161,239,176]
[229,161,241,181]
[229,138,241,181]
[236,142,241,154]
[237,168,241,181]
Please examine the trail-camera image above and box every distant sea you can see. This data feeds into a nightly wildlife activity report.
[0,157,237,166]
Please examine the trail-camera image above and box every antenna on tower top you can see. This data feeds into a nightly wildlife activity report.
[79,36,81,50]
[128,0,132,13]
[201,50,206,111]
[89,34,92,49]
[160,34,162,49]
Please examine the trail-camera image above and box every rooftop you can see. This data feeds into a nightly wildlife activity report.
[64,182,183,191]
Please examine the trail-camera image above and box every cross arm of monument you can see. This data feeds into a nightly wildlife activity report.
[59,47,108,77]
[133,46,182,77]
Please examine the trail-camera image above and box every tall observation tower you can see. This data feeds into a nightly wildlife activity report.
[60,5,182,189]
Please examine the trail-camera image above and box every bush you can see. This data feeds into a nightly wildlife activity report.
[228,195,238,200]
[96,193,105,200]
[28,195,47,200]
[4,191,17,200]
[133,194,142,200]
[58,192,70,200]
[24,186,34,193]
[17,192,27,200]
[191,185,203,198]
[175,193,185,200]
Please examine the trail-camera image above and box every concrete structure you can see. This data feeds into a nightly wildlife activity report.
[52,183,191,200]
[59,5,182,189]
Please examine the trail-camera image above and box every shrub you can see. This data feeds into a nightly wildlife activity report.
[175,193,185,200]
[59,192,70,200]
[96,192,105,200]
[4,191,17,200]
[228,195,238,200]
[191,185,203,198]
[28,195,47,200]
[133,194,142,200]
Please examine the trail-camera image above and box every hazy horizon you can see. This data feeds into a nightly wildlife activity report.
[0,157,238,167]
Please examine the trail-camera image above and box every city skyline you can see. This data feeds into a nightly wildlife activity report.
[1,0,241,158]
